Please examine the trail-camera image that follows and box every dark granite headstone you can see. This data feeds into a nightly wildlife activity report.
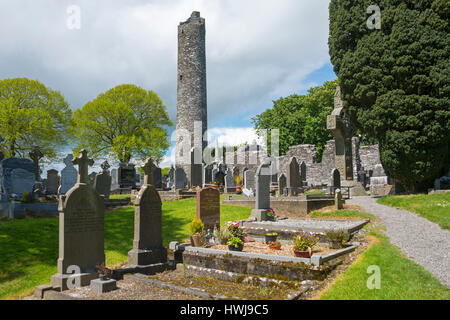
[196,187,220,232]
[46,169,59,194]
[331,168,341,189]
[94,161,112,199]
[118,163,136,188]
[278,174,287,196]
[175,167,187,189]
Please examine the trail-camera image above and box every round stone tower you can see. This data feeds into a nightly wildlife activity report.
[175,11,207,185]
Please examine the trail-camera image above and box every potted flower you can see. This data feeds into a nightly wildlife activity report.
[227,221,244,240]
[325,229,349,249]
[216,226,231,245]
[227,237,244,252]
[268,241,282,250]
[96,262,112,281]
[292,232,319,258]
[266,209,276,221]
[189,218,204,247]
[265,232,278,244]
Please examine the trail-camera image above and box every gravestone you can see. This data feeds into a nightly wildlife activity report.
[94,161,112,199]
[50,150,105,291]
[372,164,386,177]
[278,174,287,196]
[331,168,341,190]
[0,158,35,196]
[29,145,43,182]
[204,165,213,185]
[196,187,220,232]
[175,167,187,189]
[244,170,256,190]
[190,147,203,188]
[251,161,272,221]
[153,167,162,189]
[46,169,59,194]
[335,189,343,210]
[11,168,35,195]
[287,157,300,196]
[225,168,235,192]
[128,158,166,267]
[167,166,175,188]
[300,161,307,186]
[59,154,78,195]
[118,163,136,189]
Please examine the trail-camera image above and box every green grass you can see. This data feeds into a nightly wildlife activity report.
[109,194,131,200]
[310,209,375,220]
[319,227,450,300]
[377,193,450,230]
[0,198,251,299]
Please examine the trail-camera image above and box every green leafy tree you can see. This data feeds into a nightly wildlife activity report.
[0,78,72,159]
[329,0,449,192]
[71,84,173,164]
[252,79,338,160]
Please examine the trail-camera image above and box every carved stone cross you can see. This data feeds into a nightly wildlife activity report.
[100,160,110,173]
[29,145,44,181]
[141,158,156,186]
[72,149,94,184]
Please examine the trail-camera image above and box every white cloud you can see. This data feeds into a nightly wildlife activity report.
[0,0,332,125]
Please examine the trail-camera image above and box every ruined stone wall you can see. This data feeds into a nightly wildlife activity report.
[359,144,381,173]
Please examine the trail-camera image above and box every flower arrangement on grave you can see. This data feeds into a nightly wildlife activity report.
[189,218,204,247]
[96,262,112,280]
[227,221,244,239]
[215,226,231,245]
[292,232,320,258]
[19,190,33,203]
[264,232,278,244]
[227,237,244,251]
[268,241,282,250]
[266,208,276,221]
[325,229,349,249]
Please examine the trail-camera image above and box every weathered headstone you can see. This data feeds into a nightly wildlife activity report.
[251,161,272,221]
[175,167,187,189]
[335,189,343,210]
[167,166,174,188]
[50,150,105,291]
[372,164,386,177]
[331,168,341,190]
[88,172,97,186]
[153,167,162,189]
[0,158,35,196]
[244,170,256,190]
[204,165,213,185]
[94,161,112,199]
[196,187,220,232]
[190,147,203,187]
[287,157,300,196]
[29,145,43,182]
[128,158,166,267]
[225,168,235,192]
[46,169,60,194]
[59,154,78,195]
[118,163,136,189]
[11,168,35,195]
[278,174,287,196]
[300,161,307,186]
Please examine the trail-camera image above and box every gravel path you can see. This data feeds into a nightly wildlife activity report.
[348,196,450,287]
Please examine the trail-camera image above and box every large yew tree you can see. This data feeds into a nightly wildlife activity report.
[329,0,449,191]
[71,84,172,164]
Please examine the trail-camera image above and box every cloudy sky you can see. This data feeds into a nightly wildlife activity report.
[0,0,336,170]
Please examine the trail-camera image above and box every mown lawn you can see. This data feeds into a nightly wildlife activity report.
[310,209,375,220]
[377,193,450,230]
[319,227,450,300]
[0,198,251,299]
